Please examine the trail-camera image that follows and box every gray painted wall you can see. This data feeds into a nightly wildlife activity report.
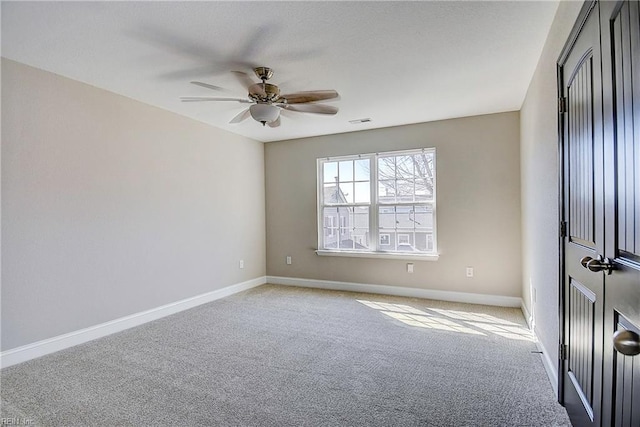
[520,0,582,373]
[1,59,266,351]
[265,112,522,297]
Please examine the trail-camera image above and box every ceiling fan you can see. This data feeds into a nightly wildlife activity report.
[180,67,339,127]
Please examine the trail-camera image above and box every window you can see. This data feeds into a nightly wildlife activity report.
[317,148,437,258]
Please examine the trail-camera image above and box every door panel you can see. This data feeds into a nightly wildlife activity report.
[612,0,640,260]
[560,3,605,425]
[613,315,640,427]
[568,52,596,247]
[601,1,640,426]
[568,278,597,416]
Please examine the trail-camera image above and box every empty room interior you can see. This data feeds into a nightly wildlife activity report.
[3,1,640,426]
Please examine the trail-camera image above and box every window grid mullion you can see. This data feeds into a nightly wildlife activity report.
[371,154,379,252]
[317,159,323,250]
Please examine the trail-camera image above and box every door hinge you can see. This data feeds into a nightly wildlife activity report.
[559,343,568,361]
[558,97,568,114]
[560,221,567,238]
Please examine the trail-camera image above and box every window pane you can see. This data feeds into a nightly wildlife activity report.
[397,233,411,246]
[395,206,412,228]
[354,182,370,203]
[337,207,370,250]
[337,208,351,249]
[323,184,342,204]
[323,162,338,183]
[378,208,396,229]
[354,159,370,181]
[339,183,354,203]
[415,178,433,201]
[352,207,370,249]
[415,233,427,251]
[339,161,353,182]
[378,180,396,201]
[415,152,435,199]
[417,205,434,229]
[415,152,434,174]
[353,206,369,227]
[396,155,414,178]
[377,204,433,253]
[378,157,395,180]
[396,180,414,201]
[322,207,339,249]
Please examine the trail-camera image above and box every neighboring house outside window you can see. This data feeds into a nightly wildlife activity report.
[317,148,437,258]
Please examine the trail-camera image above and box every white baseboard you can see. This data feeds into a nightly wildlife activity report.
[266,276,523,308]
[521,301,533,329]
[0,276,267,369]
[520,302,558,397]
[533,331,559,398]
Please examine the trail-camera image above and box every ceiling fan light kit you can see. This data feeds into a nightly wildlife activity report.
[250,104,280,126]
[181,66,339,128]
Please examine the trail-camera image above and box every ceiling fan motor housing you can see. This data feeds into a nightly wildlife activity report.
[249,83,280,103]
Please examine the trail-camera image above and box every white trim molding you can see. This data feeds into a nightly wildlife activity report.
[521,300,534,330]
[316,250,440,261]
[0,276,267,369]
[520,302,557,398]
[266,276,522,307]
[534,333,559,398]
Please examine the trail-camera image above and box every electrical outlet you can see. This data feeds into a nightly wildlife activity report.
[239,260,244,269]
[407,263,414,273]
[286,256,292,265]
[466,267,474,278]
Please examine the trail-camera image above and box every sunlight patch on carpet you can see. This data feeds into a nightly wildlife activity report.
[357,299,534,341]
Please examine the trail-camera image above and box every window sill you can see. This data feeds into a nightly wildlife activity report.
[315,250,439,261]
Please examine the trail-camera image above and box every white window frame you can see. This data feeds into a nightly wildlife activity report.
[316,148,438,261]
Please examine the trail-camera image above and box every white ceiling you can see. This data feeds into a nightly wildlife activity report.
[1,1,559,143]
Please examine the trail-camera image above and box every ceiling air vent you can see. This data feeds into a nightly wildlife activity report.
[349,118,371,124]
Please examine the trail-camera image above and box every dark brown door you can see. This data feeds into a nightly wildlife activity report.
[560,1,640,426]
[559,2,605,426]
[600,1,640,426]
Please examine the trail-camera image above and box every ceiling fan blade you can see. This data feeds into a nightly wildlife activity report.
[279,90,339,104]
[231,70,255,89]
[190,81,224,91]
[180,97,251,103]
[231,70,265,97]
[279,108,298,119]
[267,116,281,128]
[229,108,251,124]
[282,104,338,115]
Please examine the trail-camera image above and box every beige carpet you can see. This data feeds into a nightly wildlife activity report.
[1,284,571,426]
